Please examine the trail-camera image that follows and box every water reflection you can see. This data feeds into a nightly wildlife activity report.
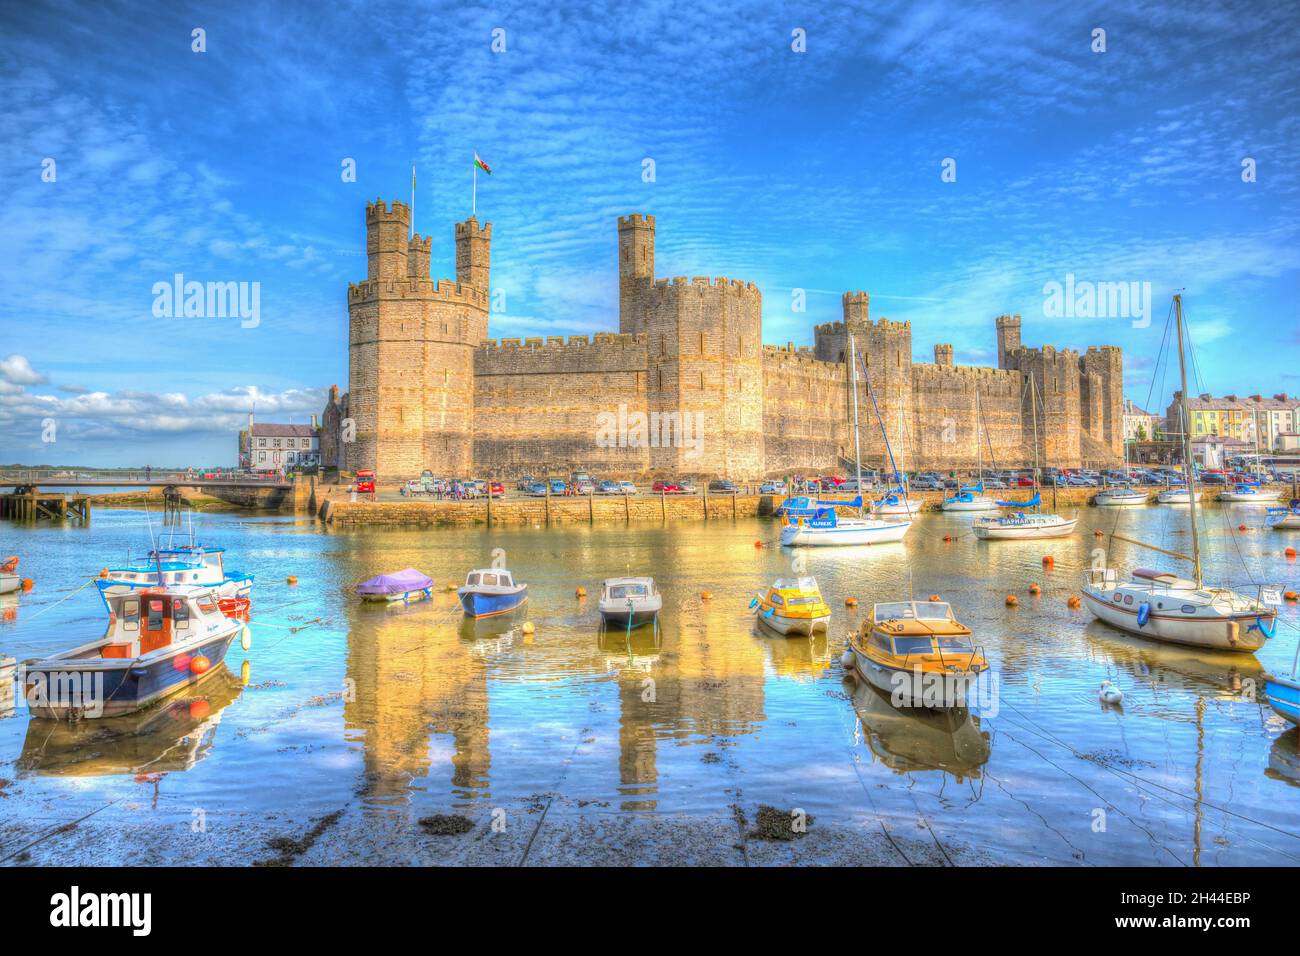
[1084,621,1266,701]
[17,666,244,777]
[847,675,990,780]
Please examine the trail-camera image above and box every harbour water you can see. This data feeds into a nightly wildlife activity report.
[1,503,1298,865]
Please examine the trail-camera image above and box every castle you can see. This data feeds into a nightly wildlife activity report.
[324,200,1123,478]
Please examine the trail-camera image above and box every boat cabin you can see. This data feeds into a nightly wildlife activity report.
[98,588,227,660]
[464,569,516,590]
[603,578,656,600]
[863,601,978,660]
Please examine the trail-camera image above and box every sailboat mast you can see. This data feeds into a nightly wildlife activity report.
[1030,376,1041,509]
[976,387,983,485]
[848,331,864,502]
[1174,294,1203,587]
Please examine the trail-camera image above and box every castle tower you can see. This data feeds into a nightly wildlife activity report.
[455,217,491,291]
[996,313,1022,369]
[934,343,954,366]
[618,214,655,334]
[367,198,410,282]
[347,201,489,476]
[1015,346,1083,468]
[851,299,914,473]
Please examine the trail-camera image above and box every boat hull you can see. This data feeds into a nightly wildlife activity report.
[1156,490,1191,504]
[972,516,1078,539]
[847,646,977,709]
[457,586,528,619]
[1220,490,1281,503]
[1263,674,1300,725]
[1270,513,1300,530]
[757,612,830,637]
[940,497,998,512]
[24,630,238,720]
[0,573,18,595]
[1080,588,1271,652]
[1094,493,1148,506]
[599,608,659,629]
[780,520,910,547]
[362,587,433,605]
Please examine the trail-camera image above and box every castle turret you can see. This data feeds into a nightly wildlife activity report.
[934,343,954,366]
[618,214,655,334]
[407,233,431,279]
[366,200,410,282]
[455,217,491,291]
[996,313,1021,369]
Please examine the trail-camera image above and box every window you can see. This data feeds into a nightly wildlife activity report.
[122,599,139,631]
[173,598,190,630]
[467,573,480,586]
[481,573,498,587]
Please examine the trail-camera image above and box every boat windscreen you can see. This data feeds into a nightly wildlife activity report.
[874,601,916,622]
[893,636,935,655]
[608,584,647,599]
[936,635,973,650]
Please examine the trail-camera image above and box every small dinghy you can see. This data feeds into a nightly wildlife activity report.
[1,555,20,595]
[598,577,662,629]
[22,585,244,720]
[751,576,832,636]
[356,568,434,604]
[457,567,528,619]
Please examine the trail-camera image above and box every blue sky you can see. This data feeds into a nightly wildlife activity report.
[1,0,1298,465]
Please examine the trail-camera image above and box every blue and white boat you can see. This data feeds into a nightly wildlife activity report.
[356,568,434,604]
[780,507,910,546]
[1264,673,1300,726]
[23,585,244,720]
[457,567,528,619]
[1267,500,1300,530]
[1219,482,1280,503]
[97,542,254,616]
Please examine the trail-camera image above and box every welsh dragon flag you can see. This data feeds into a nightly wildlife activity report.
[474,153,492,175]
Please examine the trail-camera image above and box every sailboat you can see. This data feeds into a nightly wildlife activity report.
[873,406,919,517]
[941,388,998,512]
[1266,474,1300,529]
[973,375,1078,539]
[1081,294,1279,651]
[780,330,912,547]
[1220,426,1280,502]
[1094,436,1148,506]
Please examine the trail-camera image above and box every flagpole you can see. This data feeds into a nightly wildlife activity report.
[472,155,477,219]
[410,162,416,239]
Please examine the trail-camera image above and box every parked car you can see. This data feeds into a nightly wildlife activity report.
[597,480,620,495]
[912,477,943,491]
[759,480,787,495]
[548,478,567,495]
[652,480,684,494]
[526,481,547,497]
[708,479,738,494]
[516,474,535,491]
[618,481,637,495]
[575,479,596,495]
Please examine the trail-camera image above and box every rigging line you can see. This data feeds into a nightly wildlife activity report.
[1141,300,1175,425]
[995,698,1300,850]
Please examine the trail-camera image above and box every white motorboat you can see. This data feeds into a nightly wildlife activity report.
[1219,484,1280,503]
[1268,504,1300,530]
[973,511,1078,540]
[1094,488,1148,507]
[1156,487,1191,504]
[598,577,662,628]
[751,576,831,636]
[1082,295,1280,653]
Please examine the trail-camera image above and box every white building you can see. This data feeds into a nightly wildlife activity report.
[1123,399,1162,441]
[239,417,320,469]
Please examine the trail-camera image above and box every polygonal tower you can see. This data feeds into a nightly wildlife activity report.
[346,199,490,477]
[996,313,1022,369]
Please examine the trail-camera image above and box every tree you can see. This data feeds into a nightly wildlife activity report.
[1135,424,1148,441]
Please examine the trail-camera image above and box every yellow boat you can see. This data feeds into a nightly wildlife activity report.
[845,600,987,708]
[751,576,832,636]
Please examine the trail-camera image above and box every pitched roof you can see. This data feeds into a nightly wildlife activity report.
[250,423,317,438]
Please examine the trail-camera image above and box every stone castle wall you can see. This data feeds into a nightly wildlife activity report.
[340,202,1124,478]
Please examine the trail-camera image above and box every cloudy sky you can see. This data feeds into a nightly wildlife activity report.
[2,0,1298,465]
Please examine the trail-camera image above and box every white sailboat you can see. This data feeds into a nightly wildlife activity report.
[941,388,998,513]
[1156,486,1192,504]
[1094,437,1147,506]
[781,330,912,547]
[1221,418,1281,502]
[1082,295,1279,652]
[973,375,1078,540]
[873,406,919,517]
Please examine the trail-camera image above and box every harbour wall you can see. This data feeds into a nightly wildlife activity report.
[318,486,1176,528]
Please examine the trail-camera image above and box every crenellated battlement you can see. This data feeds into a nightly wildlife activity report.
[618,213,656,228]
[348,277,490,308]
[478,332,646,351]
[454,217,492,239]
[649,275,759,293]
[366,199,410,222]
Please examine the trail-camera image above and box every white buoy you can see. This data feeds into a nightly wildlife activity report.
[1099,680,1123,705]
[841,650,856,670]
[241,625,252,652]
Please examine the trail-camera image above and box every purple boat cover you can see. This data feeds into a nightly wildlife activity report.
[356,568,433,595]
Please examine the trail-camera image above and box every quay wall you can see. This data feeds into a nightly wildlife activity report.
[318,486,1168,529]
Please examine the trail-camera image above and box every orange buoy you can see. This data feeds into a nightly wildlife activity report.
[575,586,587,598]
[287,575,298,586]
[190,655,211,675]
[928,594,941,602]
[99,568,110,578]
[1238,523,1248,532]
[845,596,858,607]
[700,591,712,601]
[172,653,192,672]
[1093,530,1104,537]
[1067,595,1081,609]
[1285,590,1299,602]
[1285,547,1296,559]
[1029,584,1041,596]
[21,579,34,591]
[1042,555,1054,567]
[1005,595,1019,607]
[447,582,458,591]
[754,540,764,549]
[943,535,953,543]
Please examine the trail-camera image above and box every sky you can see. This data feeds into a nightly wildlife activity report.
[1,0,1298,466]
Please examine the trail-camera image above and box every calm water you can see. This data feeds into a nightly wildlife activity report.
[2,503,1298,865]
